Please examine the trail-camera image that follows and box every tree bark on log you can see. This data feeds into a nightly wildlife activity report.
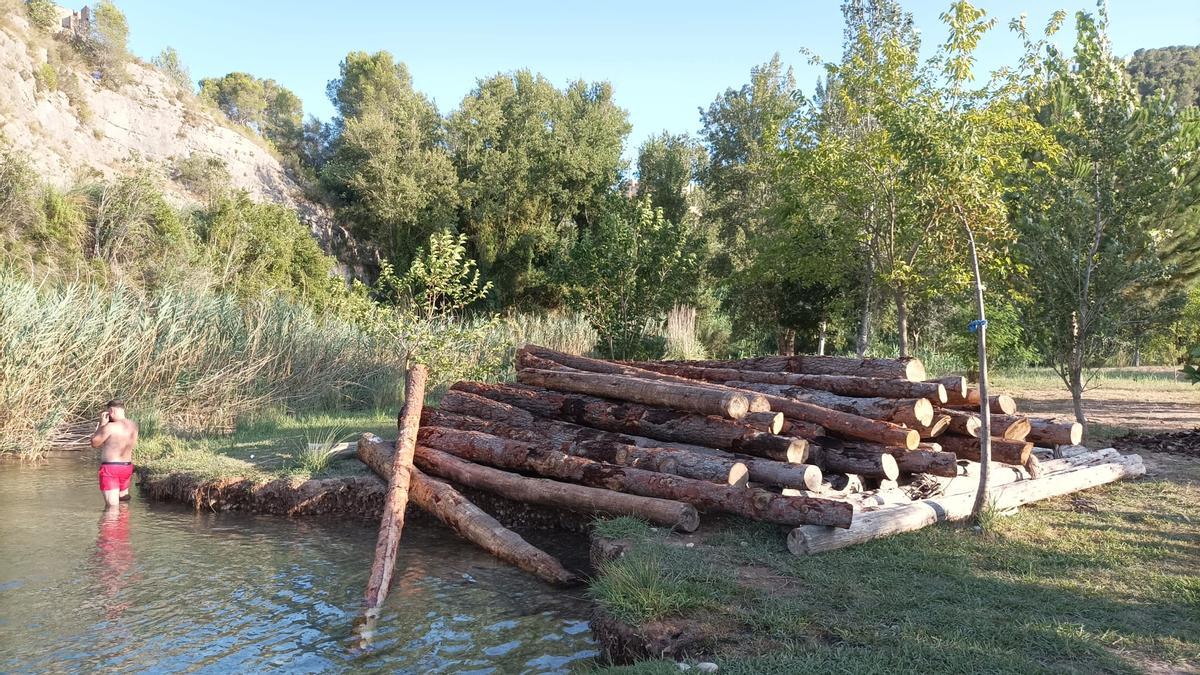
[926,375,967,398]
[727,381,934,427]
[363,365,428,615]
[450,382,807,462]
[990,415,1032,441]
[517,368,750,420]
[946,390,1016,415]
[742,411,784,434]
[779,418,829,440]
[629,362,945,403]
[410,441,700,531]
[937,434,1032,465]
[731,390,919,449]
[807,446,900,480]
[521,346,771,413]
[422,409,749,487]
[419,427,853,528]
[939,408,981,437]
[915,414,951,439]
[439,390,818,489]
[788,454,1144,554]
[646,355,926,381]
[357,433,575,586]
[1027,418,1084,446]
[825,442,958,478]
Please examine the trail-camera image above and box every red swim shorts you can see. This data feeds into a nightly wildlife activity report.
[98,463,134,492]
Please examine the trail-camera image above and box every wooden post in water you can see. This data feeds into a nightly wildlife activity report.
[363,364,428,616]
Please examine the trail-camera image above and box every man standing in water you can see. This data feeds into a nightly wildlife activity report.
[90,399,138,508]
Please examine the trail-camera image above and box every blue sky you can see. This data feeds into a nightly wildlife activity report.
[118,0,1200,157]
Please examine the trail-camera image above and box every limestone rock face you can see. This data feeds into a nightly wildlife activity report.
[0,11,353,263]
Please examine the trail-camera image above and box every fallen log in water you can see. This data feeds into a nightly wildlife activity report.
[363,365,428,615]
[628,362,946,403]
[728,381,934,427]
[646,355,926,381]
[418,427,853,528]
[451,382,808,462]
[1027,418,1084,446]
[937,434,1033,465]
[787,453,1145,555]
[990,415,1032,441]
[357,433,575,586]
[422,409,749,487]
[517,368,750,420]
[520,346,771,413]
[439,390,821,490]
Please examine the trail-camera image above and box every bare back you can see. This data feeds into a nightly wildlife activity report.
[93,419,138,463]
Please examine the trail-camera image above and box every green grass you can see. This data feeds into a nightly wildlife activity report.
[591,466,1200,673]
[137,409,395,482]
[989,365,1198,394]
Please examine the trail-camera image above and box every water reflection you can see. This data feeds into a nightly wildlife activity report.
[0,459,597,673]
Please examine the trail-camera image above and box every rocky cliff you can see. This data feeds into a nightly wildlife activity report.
[0,8,353,262]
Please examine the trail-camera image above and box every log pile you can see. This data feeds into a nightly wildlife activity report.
[355,345,1145,584]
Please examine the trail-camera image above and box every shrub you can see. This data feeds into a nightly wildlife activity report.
[34,62,57,92]
[25,0,57,30]
[152,46,191,91]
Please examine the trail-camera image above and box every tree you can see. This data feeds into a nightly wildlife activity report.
[635,132,706,226]
[1010,8,1200,426]
[321,52,458,268]
[558,196,705,358]
[200,72,267,126]
[1128,45,1200,110]
[25,0,57,30]
[87,0,129,85]
[152,47,191,91]
[447,71,630,307]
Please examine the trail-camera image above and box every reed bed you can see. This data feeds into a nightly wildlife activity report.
[0,272,407,457]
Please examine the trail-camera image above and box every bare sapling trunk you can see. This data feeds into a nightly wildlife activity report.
[817,320,828,356]
[364,365,429,615]
[963,221,992,525]
[778,327,796,356]
[895,288,910,358]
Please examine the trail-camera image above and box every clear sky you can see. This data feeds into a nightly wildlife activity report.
[116,0,1199,157]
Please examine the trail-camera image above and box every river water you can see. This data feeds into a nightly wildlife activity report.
[0,459,597,673]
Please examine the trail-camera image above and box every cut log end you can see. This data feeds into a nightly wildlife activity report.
[802,464,824,491]
[880,453,899,481]
[785,438,810,463]
[903,429,921,451]
[914,398,934,426]
[728,462,751,488]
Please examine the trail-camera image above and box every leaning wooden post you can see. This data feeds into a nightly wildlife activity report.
[962,220,992,524]
[363,364,429,616]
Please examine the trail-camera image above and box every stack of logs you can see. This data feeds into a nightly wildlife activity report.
[355,344,1142,583]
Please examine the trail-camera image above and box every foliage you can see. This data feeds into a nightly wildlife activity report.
[1128,45,1200,110]
[559,197,705,358]
[152,46,192,91]
[1010,7,1200,423]
[321,51,458,268]
[24,0,56,30]
[33,61,56,92]
[85,0,129,86]
[172,154,230,204]
[661,304,708,360]
[447,70,631,307]
[1181,344,1200,383]
[199,72,304,153]
[636,132,706,226]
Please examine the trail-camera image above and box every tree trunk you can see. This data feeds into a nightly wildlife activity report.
[946,393,1016,415]
[1069,363,1087,428]
[410,441,700,531]
[926,375,967,398]
[727,381,934,427]
[895,288,910,358]
[989,415,1032,442]
[857,270,874,358]
[631,362,945,402]
[1026,418,1084,446]
[937,434,1032,466]
[893,449,958,477]
[788,454,1144,555]
[644,355,926,381]
[817,320,828,356]
[356,433,575,586]
[914,414,951,439]
[419,427,853,528]
[363,365,428,615]
[938,408,981,437]
[808,446,899,480]
[741,391,919,449]
[778,327,796,356]
[450,382,807,462]
[421,411,749,487]
[741,411,784,434]
[520,346,771,413]
[516,368,750,420]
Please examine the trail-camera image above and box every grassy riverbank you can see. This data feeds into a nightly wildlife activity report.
[589,457,1200,673]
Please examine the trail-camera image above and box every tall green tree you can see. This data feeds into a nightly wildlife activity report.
[447,71,630,307]
[321,52,458,268]
[635,132,706,226]
[199,73,304,153]
[1011,8,1200,426]
[1127,45,1200,110]
[87,0,129,85]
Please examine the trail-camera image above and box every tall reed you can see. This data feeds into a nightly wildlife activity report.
[662,304,707,360]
